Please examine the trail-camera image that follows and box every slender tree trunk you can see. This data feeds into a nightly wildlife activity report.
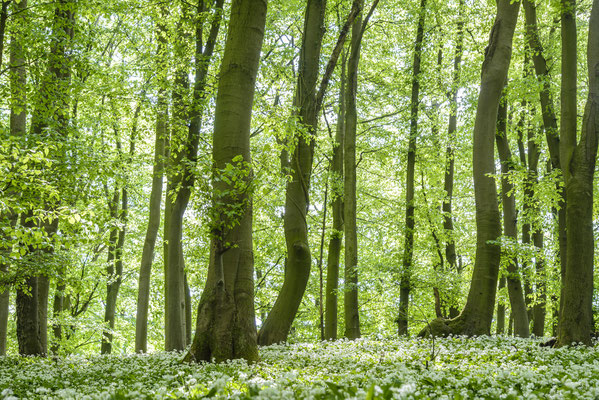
[496,277,506,334]
[343,1,365,341]
[259,0,361,346]
[558,0,598,346]
[2,0,28,356]
[164,0,224,351]
[495,90,530,338]
[422,0,521,337]
[443,0,464,320]
[398,0,426,335]
[135,11,167,353]
[184,0,266,362]
[324,55,346,340]
[523,2,566,328]
[317,179,328,340]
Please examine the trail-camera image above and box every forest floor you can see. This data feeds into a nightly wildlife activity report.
[1,335,598,399]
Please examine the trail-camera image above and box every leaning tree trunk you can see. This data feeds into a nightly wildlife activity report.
[420,0,521,338]
[495,90,530,338]
[184,0,266,363]
[558,0,598,347]
[258,0,361,345]
[324,54,346,341]
[135,7,167,353]
[398,0,426,335]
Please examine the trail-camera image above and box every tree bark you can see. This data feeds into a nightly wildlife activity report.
[557,0,598,346]
[259,0,361,346]
[443,0,464,320]
[495,90,530,338]
[324,54,346,340]
[164,0,224,351]
[343,0,367,341]
[184,0,266,363]
[398,0,426,335]
[420,0,521,338]
[523,1,566,325]
[135,8,167,354]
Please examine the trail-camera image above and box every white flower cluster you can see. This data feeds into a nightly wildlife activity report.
[0,336,598,399]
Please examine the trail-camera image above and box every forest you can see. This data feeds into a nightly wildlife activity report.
[1,0,599,397]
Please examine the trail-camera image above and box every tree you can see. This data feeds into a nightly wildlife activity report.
[184,0,267,363]
[397,0,426,336]
[258,0,361,346]
[164,0,224,351]
[421,0,521,337]
[557,0,598,347]
[135,6,168,354]
[495,88,530,338]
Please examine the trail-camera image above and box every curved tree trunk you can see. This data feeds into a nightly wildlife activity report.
[558,0,598,347]
[495,90,530,338]
[421,0,521,338]
[398,0,426,335]
[184,0,266,363]
[258,0,362,346]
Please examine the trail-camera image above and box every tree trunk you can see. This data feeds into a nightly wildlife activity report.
[2,0,28,356]
[258,0,328,346]
[343,1,365,341]
[317,179,328,340]
[421,0,520,338]
[101,186,127,354]
[135,9,167,353]
[495,90,530,338]
[164,0,224,351]
[398,0,426,335]
[324,55,346,340]
[557,0,598,346]
[496,277,506,334]
[443,0,464,320]
[184,0,266,363]
[523,1,566,329]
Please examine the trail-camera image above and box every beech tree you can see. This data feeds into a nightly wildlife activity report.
[184,0,267,362]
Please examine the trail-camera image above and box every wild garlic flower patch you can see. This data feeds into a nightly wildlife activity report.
[1,336,599,399]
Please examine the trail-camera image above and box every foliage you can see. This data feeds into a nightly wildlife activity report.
[3,337,599,399]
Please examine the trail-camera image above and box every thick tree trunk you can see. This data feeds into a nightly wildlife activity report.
[495,91,530,338]
[184,0,266,362]
[443,0,464,320]
[135,10,167,353]
[421,0,520,338]
[558,0,598,346]
[164,0,224,351]
[324,56,346,340]
[343,1,364,341]
[398,0,426,335]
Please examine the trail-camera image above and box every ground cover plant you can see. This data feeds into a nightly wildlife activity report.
[2,336,599,399]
